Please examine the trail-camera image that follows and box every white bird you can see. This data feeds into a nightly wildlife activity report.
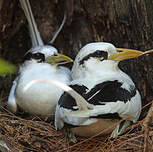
[55,42,143,141]
[7,0,72,117]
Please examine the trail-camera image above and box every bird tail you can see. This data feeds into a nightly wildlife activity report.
[19,0,67,47]
[19,0,44,46]
[49,12,67,44]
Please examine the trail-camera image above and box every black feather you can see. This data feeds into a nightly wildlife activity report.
[58,84,88,110]
[86,80,136,104]
[58,80,136,119]
[24,52,45,62]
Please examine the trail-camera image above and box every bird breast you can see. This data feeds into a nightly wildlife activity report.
[15,63,71,116]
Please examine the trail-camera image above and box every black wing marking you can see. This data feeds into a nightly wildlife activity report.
[58,84,88,110]
[85,80,136,105]
[58,80,136,119]
[91,113,122,119]
[85,80,136,119]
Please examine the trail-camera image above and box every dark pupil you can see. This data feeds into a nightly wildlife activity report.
[33,53,41,59]
[79,50,108,65]
[23,52,45,62]
[95,50,104,57]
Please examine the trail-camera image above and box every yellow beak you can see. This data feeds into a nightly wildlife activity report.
[108,48,143,61]
[46,53,73,65]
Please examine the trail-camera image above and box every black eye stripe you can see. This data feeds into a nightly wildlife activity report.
[23,52,45,62]
[79,50,108,65]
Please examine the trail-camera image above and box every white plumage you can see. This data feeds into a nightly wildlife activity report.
[7,0,72,116]
[55,42,142,140]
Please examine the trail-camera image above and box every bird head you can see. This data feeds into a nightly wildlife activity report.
[23,45,73,65]
[72,42,143,78]
[74,42,117,65]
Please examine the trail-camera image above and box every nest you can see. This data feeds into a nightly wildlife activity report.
[0,99,152,152]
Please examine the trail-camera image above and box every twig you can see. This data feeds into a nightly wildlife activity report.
[143,101,153,152]
[139,49,153,57]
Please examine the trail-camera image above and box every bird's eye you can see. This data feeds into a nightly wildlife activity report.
[23,52,45,62]
[95,50,104,58]
[32,53,45,62]
[96,50,101,55]
[33,53,40,58]
[79,50,108,65]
